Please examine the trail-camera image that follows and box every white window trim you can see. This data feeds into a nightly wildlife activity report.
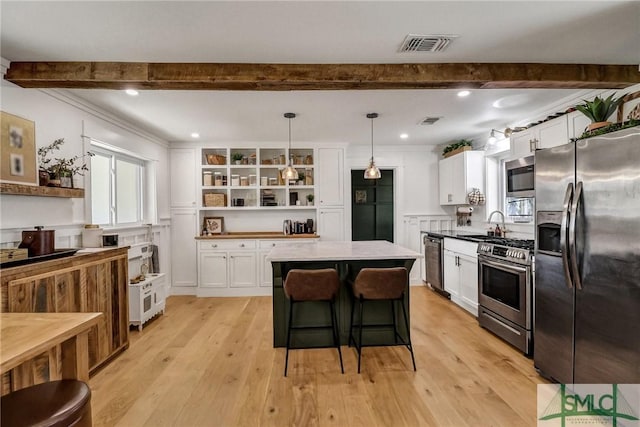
[89,141,147,227]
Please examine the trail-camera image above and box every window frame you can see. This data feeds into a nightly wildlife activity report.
[90,144,145,227]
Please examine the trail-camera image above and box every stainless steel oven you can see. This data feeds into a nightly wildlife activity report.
[477,240,533,355]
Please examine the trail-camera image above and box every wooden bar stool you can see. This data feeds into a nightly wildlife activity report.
[349,266,416,373]
[0,380,92,427]
[283,268,344,376]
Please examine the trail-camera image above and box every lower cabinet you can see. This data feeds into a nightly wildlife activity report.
[198,238,316,296]
[443,238,479,316]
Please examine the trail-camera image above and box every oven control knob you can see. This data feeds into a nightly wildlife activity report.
[519,252,526,259]
[507,250,512,257]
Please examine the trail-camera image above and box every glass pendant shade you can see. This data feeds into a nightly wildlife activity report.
[282,165,298,180]
[364,112,381,180]
[281,112,299,180]
[364,158,381,179]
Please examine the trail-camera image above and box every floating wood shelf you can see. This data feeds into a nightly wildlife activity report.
[0,183,84,198]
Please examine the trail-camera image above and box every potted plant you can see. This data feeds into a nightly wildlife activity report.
[306,193,314,206]
[443,139,473,158]
[231,152,243,165]
[38,138,93,187]
[575,93,623,132]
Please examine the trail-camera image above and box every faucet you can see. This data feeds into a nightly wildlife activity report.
[488,210,506,237]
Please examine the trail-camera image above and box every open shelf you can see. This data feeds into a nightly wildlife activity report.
[0,183,85,198]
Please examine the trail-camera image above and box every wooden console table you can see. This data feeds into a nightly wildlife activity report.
[1,313,101,385]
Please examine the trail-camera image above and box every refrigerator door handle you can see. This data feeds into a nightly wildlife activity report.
[569,181,583,290]
[560,182,574,289]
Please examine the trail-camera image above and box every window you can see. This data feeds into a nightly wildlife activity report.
[90,146,145,226]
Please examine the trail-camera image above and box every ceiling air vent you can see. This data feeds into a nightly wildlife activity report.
[419,116,442,126]
[399,34,458,53]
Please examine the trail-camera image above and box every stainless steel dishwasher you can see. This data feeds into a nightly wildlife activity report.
[423,234,449,298]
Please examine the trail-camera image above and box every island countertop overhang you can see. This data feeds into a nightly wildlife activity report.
[266,240,422,262]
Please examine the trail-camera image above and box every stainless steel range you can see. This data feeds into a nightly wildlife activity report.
[477,238,534,356]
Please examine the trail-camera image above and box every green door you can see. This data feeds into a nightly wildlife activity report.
[351,170,394,242]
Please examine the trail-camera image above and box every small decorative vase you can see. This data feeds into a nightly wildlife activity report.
[587,121,611,132]
[60,175,72,188]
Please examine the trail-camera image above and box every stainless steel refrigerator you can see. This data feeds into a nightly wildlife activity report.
[534,126,640,384]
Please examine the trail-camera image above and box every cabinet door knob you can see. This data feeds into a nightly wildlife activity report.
[223,255,226,259]
[212,244,217,248]
[272,243,276,247]
[240,244,245,248]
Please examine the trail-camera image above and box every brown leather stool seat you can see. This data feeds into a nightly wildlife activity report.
[349,267,416,373]
[1,380,92,427]
[283,268,344,376]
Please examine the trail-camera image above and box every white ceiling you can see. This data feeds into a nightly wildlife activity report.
[1,1,638,146]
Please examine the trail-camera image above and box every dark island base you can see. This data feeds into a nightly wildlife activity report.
[272,258,416,348]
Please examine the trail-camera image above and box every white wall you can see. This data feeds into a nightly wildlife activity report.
[0,75,172,273]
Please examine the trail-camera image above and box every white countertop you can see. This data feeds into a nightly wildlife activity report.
[266,240,422,262]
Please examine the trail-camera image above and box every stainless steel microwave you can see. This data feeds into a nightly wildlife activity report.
[505,155,535,198]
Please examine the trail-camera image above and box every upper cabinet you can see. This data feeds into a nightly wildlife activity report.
[316,147,344,207]
[439,151,484,205]
[511,115,569,158]
[567,111,592,140]
[170,148,197,208]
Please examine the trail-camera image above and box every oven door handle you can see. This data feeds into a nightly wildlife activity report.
[569,181,583,290]
[479,257,528,273]
[560,182,574,289]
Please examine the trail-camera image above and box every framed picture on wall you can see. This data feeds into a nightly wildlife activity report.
[203,217,224,235]
[1,111,37,185]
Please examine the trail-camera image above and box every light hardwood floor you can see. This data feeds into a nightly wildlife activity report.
[89,286,548,426]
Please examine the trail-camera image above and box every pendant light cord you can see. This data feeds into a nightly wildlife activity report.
[370,117,374,161]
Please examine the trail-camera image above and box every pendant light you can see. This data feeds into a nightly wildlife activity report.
[281,112,299,181]
[364,113,381,179]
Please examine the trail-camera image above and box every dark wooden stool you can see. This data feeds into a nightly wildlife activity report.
[0,380,92,427]
[283,268,344,376]
[349,267,416,373]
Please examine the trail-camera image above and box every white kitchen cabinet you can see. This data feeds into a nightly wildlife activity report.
[567,111,591,140]
[317,147,344,207]
[228,251,257,288]
[197,240,257,295]
[511,115,569,157]
[443,249,460,299]
[199,251,228,288]
[318,208,345,241]
[443,238,478,316]
[170,209,198,289]
[170,148,197,208]
[438,150,485,205]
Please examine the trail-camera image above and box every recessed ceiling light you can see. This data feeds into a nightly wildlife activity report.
[400,133,409,139]
[457,90,471,97]
[125,89,139,96]
[190,132,200,138]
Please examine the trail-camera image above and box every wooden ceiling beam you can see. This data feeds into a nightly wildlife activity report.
[5,62,639,90]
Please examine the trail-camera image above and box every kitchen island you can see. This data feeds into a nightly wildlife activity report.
[267,241,422,348]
